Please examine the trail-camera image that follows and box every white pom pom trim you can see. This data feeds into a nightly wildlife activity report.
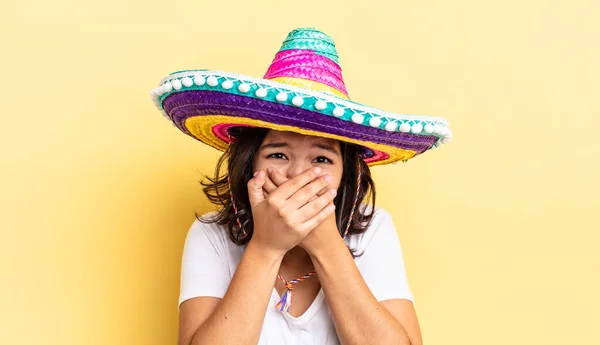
[276,92,288,102]
[399,123,411,133]
[222,80,233,89]
[207,76,218,87]
[351,113,364,124]
[314,100,327,110]
[194,75,206,86]
[255,88,268,98]
[292,96,304,106]
[369,117,382,128]
[333,107,345,117]
[385,121,397,131]
[238,83,250,93]
[162,82,173,93]
[172,79,182,90]
[411,123,423,133]
[182,77,193,87]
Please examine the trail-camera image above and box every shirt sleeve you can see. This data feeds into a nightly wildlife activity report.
[179,218,231,308]
[355,209,414,302]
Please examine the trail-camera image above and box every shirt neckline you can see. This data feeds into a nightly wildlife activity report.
[271,288,325,325]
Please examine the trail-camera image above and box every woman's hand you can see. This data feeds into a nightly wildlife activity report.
[263,168,341,255]
[264,167,330,201]
[247,167,337,258]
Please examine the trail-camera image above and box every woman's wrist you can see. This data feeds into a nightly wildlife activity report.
[305,233,347,260]
[246,239,286,264]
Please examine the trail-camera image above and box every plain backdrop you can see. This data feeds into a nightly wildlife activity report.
[1,0,599,344]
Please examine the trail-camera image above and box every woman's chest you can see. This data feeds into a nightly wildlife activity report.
[258,293,340,345]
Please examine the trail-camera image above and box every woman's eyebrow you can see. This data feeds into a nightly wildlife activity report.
[260,142,289,150]
[313,143,340,155]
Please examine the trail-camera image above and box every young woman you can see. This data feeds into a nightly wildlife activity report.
[150,28,452,345]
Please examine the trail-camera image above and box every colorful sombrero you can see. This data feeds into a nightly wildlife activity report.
[150,28,452,166]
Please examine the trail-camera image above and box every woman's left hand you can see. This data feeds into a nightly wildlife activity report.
[264,167,340,255]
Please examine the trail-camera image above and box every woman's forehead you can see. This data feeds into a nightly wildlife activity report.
[263,130,338,146]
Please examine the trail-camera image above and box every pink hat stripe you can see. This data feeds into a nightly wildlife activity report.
[268,50,343,79]
[264,50,349,97]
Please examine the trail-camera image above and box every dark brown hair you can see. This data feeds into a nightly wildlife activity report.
[198,127,376,245]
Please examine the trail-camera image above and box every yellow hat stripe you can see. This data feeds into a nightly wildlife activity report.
[268,77,350,100]
[184,115,418,166]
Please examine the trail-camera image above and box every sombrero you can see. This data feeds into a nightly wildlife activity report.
[150,27,452,166]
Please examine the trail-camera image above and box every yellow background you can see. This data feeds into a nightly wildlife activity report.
[2,0,599,344]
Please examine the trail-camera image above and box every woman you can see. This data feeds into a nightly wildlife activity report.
[150,28,452,345]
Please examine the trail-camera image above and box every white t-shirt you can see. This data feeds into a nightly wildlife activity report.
[179,207,414,345]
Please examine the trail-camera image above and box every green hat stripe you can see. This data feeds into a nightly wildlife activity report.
[277,29,340,64]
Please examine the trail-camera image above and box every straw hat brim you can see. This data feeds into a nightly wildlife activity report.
[151,70,452,166]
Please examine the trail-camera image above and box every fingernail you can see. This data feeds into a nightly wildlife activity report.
[267,167,273,174]
[324,175,332,182]
[330,189,337,196]
[253,171,259,177]
[328,204,336,212]
[313,167,322,174]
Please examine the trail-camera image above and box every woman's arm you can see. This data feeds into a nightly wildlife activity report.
[179,168,337,345]
[264,168,421,344]
[179,241,283,345]
[303,217,422,345]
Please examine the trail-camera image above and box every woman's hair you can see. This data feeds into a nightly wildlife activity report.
[198,126,376,245]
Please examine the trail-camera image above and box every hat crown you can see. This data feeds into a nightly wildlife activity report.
[263,28,349,98]
[280,28,339,62]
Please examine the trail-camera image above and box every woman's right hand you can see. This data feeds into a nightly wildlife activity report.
[246,167,337,257]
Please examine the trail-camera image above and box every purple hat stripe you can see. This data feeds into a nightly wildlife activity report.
[163,91,438,154]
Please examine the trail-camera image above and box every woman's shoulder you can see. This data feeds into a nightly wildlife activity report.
[185,211,230,244]
[360,204,394,225]
[345,205,397,250]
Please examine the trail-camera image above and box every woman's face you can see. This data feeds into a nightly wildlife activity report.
[252,130,344,189]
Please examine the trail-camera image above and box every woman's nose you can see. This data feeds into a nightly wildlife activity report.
[285,161,312,179]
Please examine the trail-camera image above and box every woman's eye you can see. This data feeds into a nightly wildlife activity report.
[314,156,333,164]
[267,153,287,160]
